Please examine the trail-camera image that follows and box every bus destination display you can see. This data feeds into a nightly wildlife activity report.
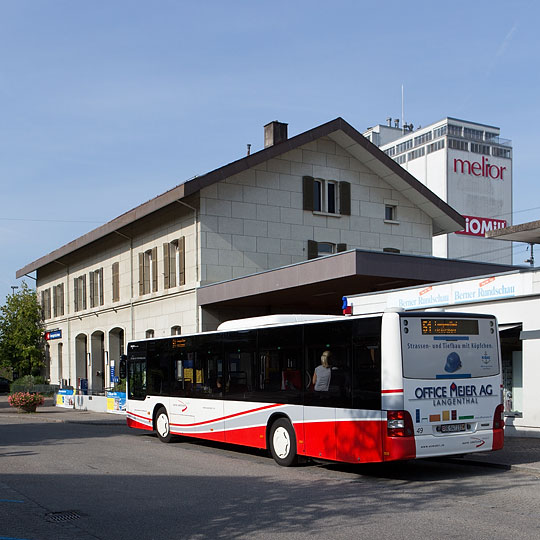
[421,319,479,335]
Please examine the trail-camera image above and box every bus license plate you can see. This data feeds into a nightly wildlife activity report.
[441,423,466,433]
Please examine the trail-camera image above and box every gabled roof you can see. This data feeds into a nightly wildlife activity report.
[16,117,464,278]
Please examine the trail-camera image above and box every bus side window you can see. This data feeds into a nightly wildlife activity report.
[256,326,303,405]
[147,342,170,396]
[352,342,381,410]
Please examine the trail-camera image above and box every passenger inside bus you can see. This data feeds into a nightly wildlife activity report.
[312,350,333,391]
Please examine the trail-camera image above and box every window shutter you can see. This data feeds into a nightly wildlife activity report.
[139,253,145,295]
[303,176,314,211]
[112,262,119,302]
[169,243,177,288]
[307,240,318,260]
[53,286,58,318]
[337,243,347,253]
[99,268,104,305]
[163,243,170,289]
[74,278,79,311]
[151,247,158,292]
[89,272,95,308]
[82,275,87,310]
[179,237,185,286]
[339,181,351,216]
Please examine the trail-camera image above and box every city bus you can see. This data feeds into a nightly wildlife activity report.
[124,310,504,466]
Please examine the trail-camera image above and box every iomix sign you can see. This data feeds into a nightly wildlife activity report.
[455,215,507,237]
[454,156,506,180]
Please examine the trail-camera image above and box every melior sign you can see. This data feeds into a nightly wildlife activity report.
[454,156,506,180]
[455,215,507,237]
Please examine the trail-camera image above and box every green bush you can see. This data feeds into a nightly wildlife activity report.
[11,374,47,391]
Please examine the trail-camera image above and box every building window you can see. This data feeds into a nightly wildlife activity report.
[407,147,425,161]
[139,248,158,295]
[74,275,87,311]
[448,138,468,151]
[427,140,445,154]
[164,237,186,289]
[314,179,338,213]
[112,262,120,302]
[492,146,511,158]
[41,288,51,320]
[146,329,155,339]
[447,124,462,137]
[303,177,350,216]
[394,154,407,165]
[171,325,182,336]
[307,240,347,260]
[384,205,396,222]
[463,127,484,141]
[433,125,447,139]
[89,268,104,308]
[384,146,396,157]
[471,143,490,155]
[396,139,413,154]
[53,283,64,317]
[413,132,432,146]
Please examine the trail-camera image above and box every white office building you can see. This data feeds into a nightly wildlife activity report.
[364,118,513,264]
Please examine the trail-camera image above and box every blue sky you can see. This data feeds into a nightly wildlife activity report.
[1,0,538,302]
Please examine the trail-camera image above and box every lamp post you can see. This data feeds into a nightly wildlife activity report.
[10,285,18,295]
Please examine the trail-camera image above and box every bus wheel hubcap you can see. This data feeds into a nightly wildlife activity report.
[157,415,169,436]
[273,427,290,458]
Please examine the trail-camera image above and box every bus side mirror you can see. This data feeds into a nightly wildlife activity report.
[119,355,127,379]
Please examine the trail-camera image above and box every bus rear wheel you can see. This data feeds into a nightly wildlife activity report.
[269,418,297,467]
[155,407,172,443]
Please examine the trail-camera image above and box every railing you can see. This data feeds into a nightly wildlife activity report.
[10,383,60,394]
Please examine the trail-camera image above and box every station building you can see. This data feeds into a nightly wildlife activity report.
[16,118,515,394]
[363,117,513,264]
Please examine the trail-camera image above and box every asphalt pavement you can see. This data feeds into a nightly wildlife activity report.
[1,394,539,474]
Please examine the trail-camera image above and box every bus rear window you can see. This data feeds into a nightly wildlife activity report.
[401,317,499,379]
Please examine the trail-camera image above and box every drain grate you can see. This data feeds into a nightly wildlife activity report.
[45,510,82,523]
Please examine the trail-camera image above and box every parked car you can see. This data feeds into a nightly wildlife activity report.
[0,377,11,393]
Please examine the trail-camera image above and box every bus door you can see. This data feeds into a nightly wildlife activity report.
[222,330,259,447]
[338,319,384,464]
[303,321,353,461]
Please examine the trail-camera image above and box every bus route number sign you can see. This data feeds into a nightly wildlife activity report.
[421,319,479,336]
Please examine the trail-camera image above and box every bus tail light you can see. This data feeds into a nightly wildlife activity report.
[387,410,414,437]
[493,404,505,430]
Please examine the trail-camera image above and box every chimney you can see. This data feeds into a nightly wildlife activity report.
[264,121,288,148]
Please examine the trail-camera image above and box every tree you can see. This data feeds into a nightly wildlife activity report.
[0,282,45,377]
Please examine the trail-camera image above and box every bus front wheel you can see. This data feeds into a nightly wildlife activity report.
[155,407,172,443]
[269,418,297,467]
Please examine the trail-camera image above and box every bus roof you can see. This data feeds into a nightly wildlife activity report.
[216,314,344,331]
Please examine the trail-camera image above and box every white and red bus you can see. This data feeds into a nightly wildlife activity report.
[124,310,504,466]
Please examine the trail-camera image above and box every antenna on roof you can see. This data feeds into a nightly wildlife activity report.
[401,84,404,135]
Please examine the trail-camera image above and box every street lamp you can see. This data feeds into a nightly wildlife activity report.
[11,285,18,295]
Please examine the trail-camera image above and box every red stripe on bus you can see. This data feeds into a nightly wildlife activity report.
[381,389,403,394]
[170,403,283,428]
[127,411,151,422]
